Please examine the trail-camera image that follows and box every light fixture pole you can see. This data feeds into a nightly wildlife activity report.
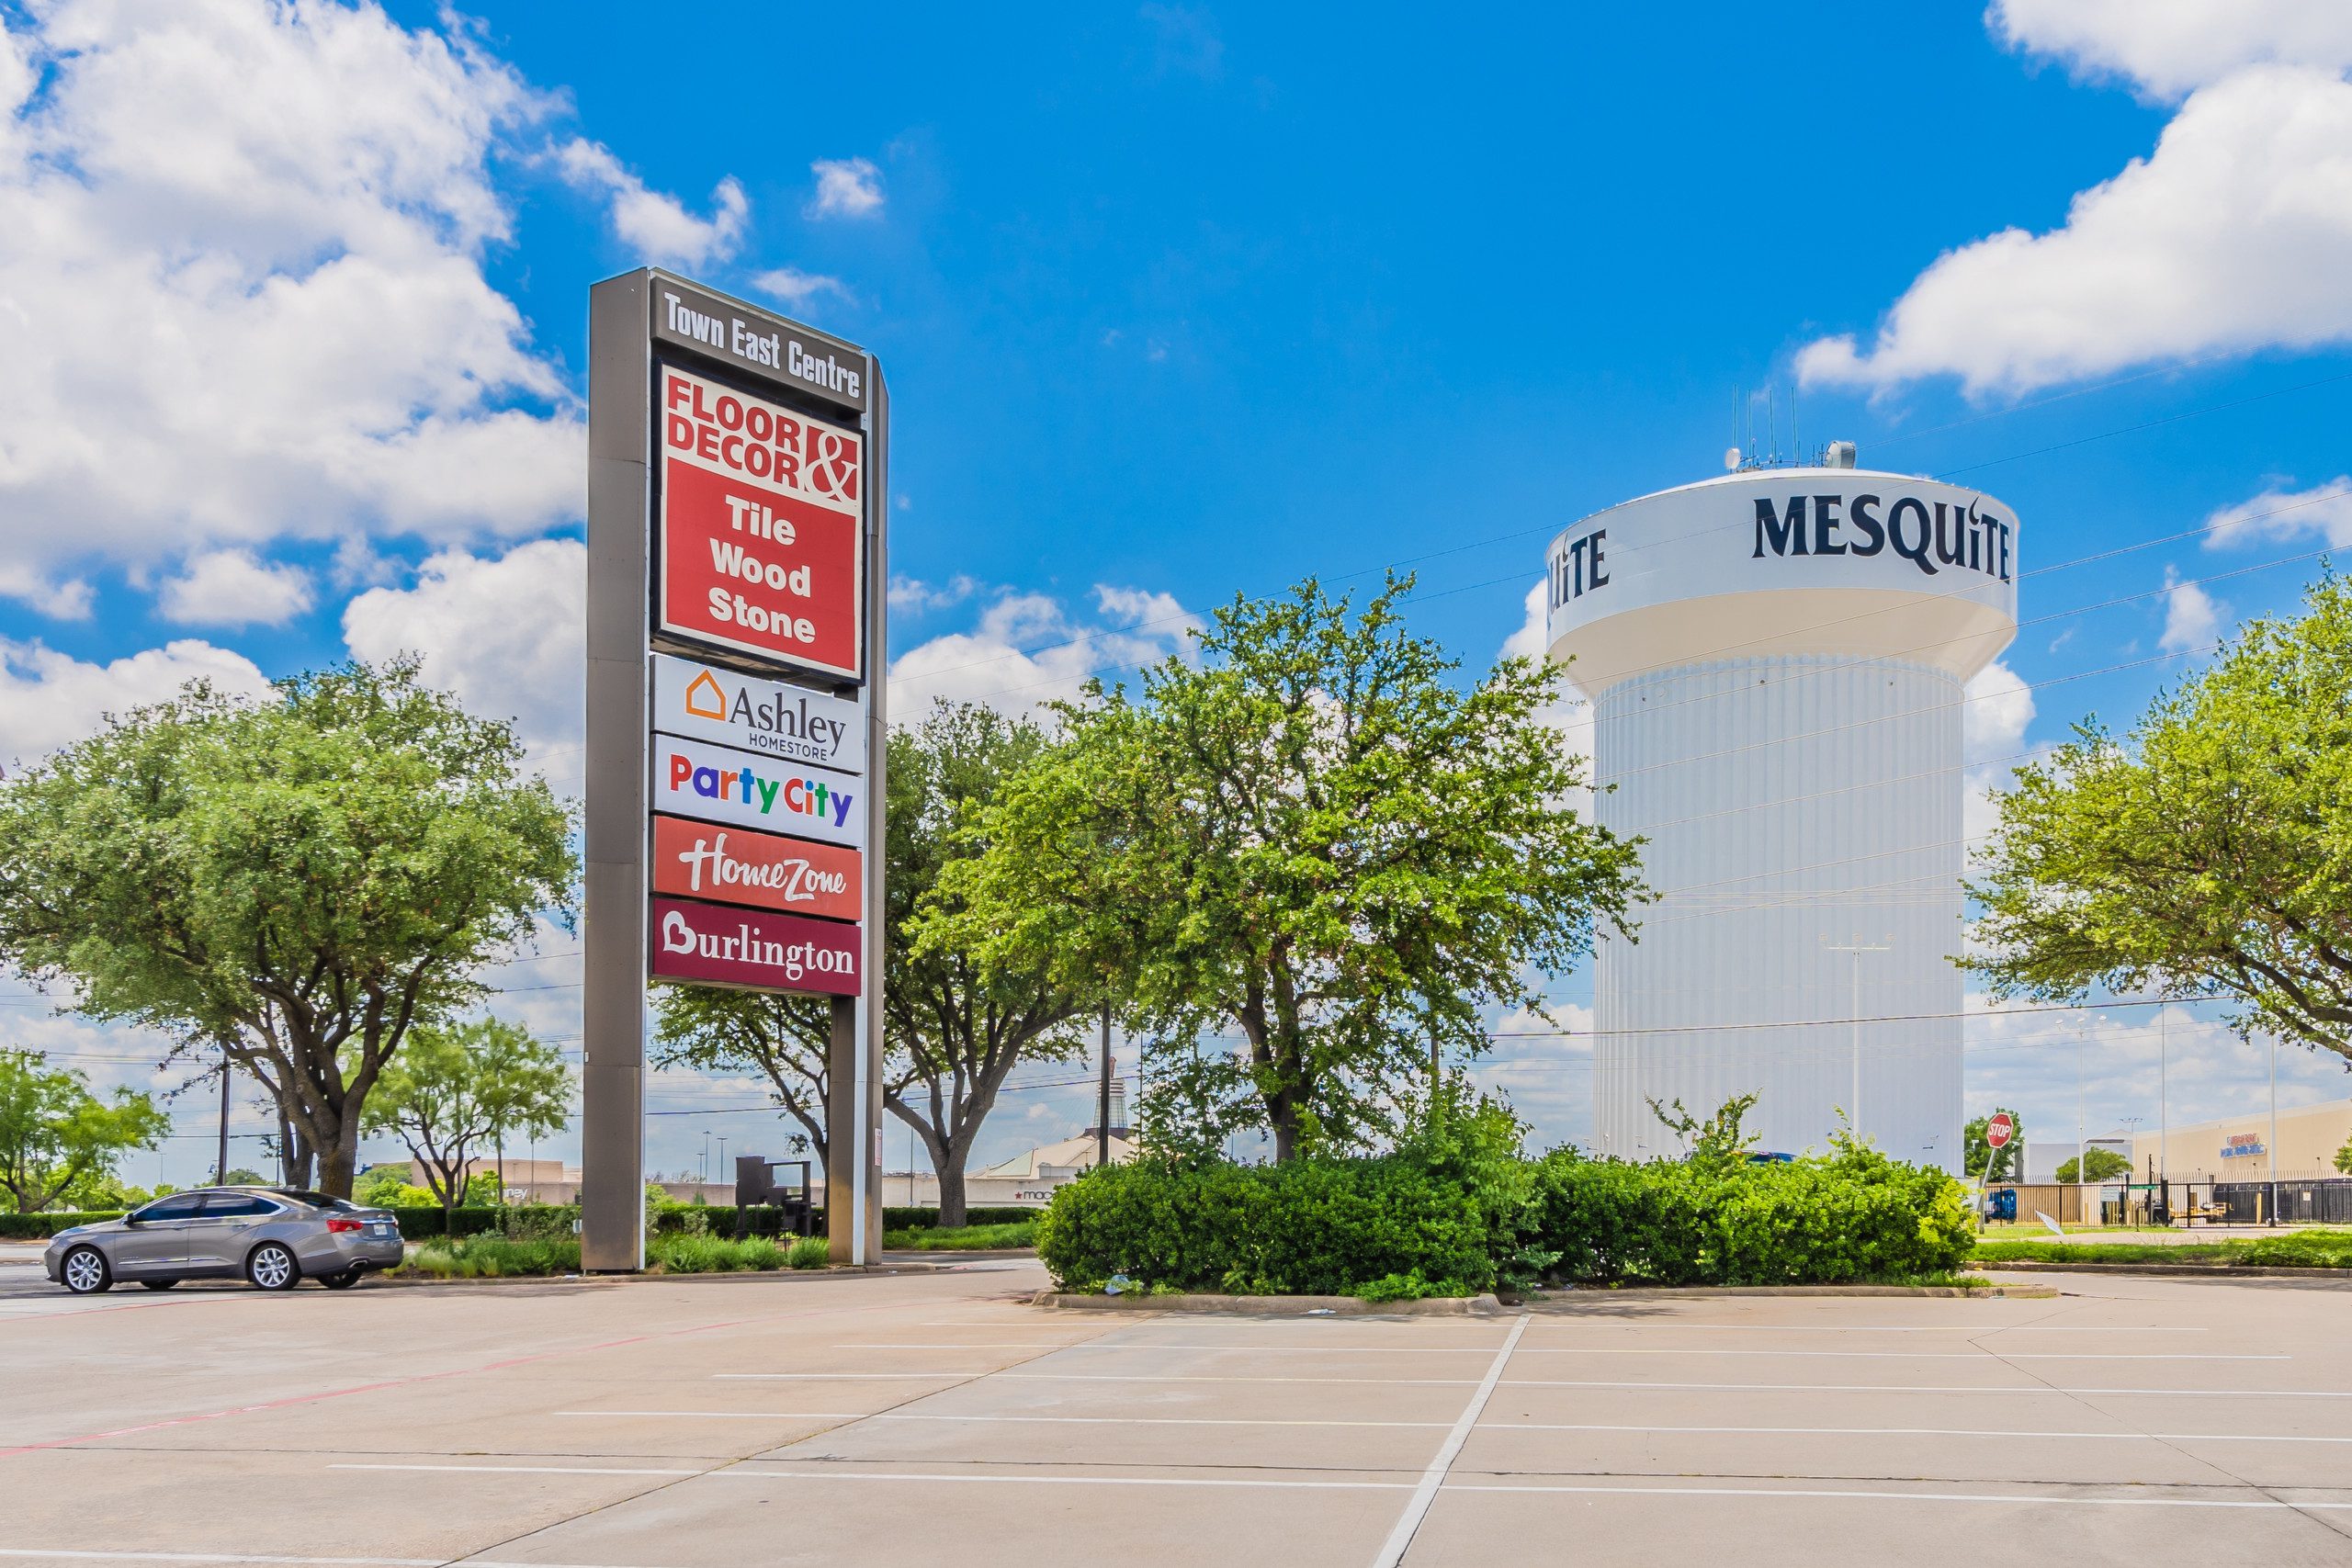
[1825,937,1890,1141]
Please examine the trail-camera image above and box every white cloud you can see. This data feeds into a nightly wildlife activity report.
[1800,66,2352,396]
[1991,0,2352,101]
[156,549,314,628]
[0,1,587,605]
[887,584,1197,719]
[2159,566,2223,653]
[0,637,271,766]
[1503,581,1596,815]
[340,539,584,770]
[1962,658,2034,764]
[555,138,746,269]
[888,573,984,615]
[752,266,848,310]
[806,156,883,220]
[2202,476,2352,550]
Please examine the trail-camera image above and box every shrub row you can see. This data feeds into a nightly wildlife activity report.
[1035,1134,1973,1297]
[0,1210,126,1239]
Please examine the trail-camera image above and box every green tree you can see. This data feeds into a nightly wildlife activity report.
[361,1017,570,1225]
[652,987,831,1170]
[1962,1109,2024,1183]
[1967,576,2352,1065]
[0,660,575,1196]
[654,703,1087,1225]
[886,702,1087,1224]
[2054,1147,2132,1184]
[0,1049,169,1213]
[927,576,1646,1161]
[2335,1133,2352,1177]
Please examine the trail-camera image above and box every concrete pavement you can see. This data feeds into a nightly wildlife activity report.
[1,1258,2348,1565]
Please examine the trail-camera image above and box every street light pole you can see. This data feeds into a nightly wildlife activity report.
[2268,1031,2279,1227]
[1097,999,1113,1169]
[1825,937,1890,1141]
[215,1046,231,1187]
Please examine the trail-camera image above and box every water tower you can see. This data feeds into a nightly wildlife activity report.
[1544,450,2018,1169]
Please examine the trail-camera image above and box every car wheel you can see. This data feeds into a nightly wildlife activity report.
[61,1246,111,1294]
[320,1269,360,1291]
[139,1279,180,1291]
[245,1242,300,1292]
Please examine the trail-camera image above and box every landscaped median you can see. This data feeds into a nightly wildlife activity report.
[1972,1229,2352,1273]
[1035,1106,1980,1301]
[389,1229,831,1279]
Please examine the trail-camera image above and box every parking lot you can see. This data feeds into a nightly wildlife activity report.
[2,1255,2349,1566]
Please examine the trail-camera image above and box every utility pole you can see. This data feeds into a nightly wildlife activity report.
[215,1047,231,1187]
[2267,1031,2279,1227]
[1824,937,1890,1141]
[1097,999,1113,1169]
[2159,1002,2170,1222]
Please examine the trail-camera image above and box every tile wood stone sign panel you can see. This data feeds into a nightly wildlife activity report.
[656,363,865,682]
[651,651,865,773]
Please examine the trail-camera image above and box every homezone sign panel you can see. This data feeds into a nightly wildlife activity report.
[582,268,888,1275]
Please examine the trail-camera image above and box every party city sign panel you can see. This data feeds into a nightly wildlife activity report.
[650,897,861,997]
[657,361,865,682]
[654,732,864,849]
[652,651,865,773]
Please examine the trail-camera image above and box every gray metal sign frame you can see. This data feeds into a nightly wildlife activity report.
[582,267,886,1270]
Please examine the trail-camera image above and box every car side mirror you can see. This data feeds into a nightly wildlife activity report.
[122,1215,143,1226]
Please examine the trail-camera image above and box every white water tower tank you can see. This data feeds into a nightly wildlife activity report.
[1544,461,2018,1169]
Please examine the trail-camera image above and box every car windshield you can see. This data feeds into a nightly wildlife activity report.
[267,1190,361,1212]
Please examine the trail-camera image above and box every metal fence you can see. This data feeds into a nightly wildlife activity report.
[2211,1179,2352,1225]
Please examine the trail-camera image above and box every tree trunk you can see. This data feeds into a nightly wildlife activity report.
[935,1162,968,1230]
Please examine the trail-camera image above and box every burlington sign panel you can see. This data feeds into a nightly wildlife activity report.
[656,362,865,682]
[651,651,865,773]
[649,897,861,996]
[650,815,862,922]
[651,732,865,849]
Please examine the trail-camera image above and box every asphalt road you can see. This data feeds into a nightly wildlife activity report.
[2,1252,2349,1566]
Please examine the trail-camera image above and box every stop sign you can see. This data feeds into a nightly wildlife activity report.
[1986,1111,2015,1149]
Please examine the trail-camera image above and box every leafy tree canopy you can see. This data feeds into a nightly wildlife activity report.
[927,575,1646,1160]
[1967,576,2352,1067]
[1962,1109,2024,1183]
[0,1048,168,1213]
[2054,1147,2132,1184]
[0,659,576,1195]
[360,1016,570,1216]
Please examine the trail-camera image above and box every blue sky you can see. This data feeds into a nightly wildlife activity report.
[5,1,2351,1184]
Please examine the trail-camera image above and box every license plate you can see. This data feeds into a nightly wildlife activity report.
[368,1224,396,1237]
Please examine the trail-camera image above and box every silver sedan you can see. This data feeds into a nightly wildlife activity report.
[44,1187,406,1293]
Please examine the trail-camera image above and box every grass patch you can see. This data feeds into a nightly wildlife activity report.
[401,1235,580,1278]
[1972,1227,2352,1269]
[649,1233,832,1272]
[881,1220,1038,1251]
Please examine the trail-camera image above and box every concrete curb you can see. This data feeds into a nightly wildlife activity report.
[1517,1281,2056,1301]
[1977,1260,2352,1280]
[1034,1291,1508,1315]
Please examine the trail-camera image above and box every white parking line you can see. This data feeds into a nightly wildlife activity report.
[553,1410,871,1419]
[330,1464,700,1477]
[1482,1423,2352,1444]
[1442,1483,2352,1510]
[712,1470,1412,1490]
[557,1411,1451,1428]
[1373,1314,1531,1568]
[0,1554,441,1566]
[835,1342,2279,1362]
[1503,1380,2352,1398]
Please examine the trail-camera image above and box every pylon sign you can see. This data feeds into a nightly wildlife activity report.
[581,269,887,1272]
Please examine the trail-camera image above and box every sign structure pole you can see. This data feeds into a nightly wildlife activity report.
[582,269,886,1270]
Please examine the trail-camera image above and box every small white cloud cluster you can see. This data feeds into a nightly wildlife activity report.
[1801,6,2352,393]
[888,584,1202,720]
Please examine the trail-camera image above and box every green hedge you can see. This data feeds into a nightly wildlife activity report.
[883,1205,1040,1231]
[1036,1151,1507,1297]
[1035,1131,1973,1296]
[1528,1144,1974,1287]
[0,1210,126,1239]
